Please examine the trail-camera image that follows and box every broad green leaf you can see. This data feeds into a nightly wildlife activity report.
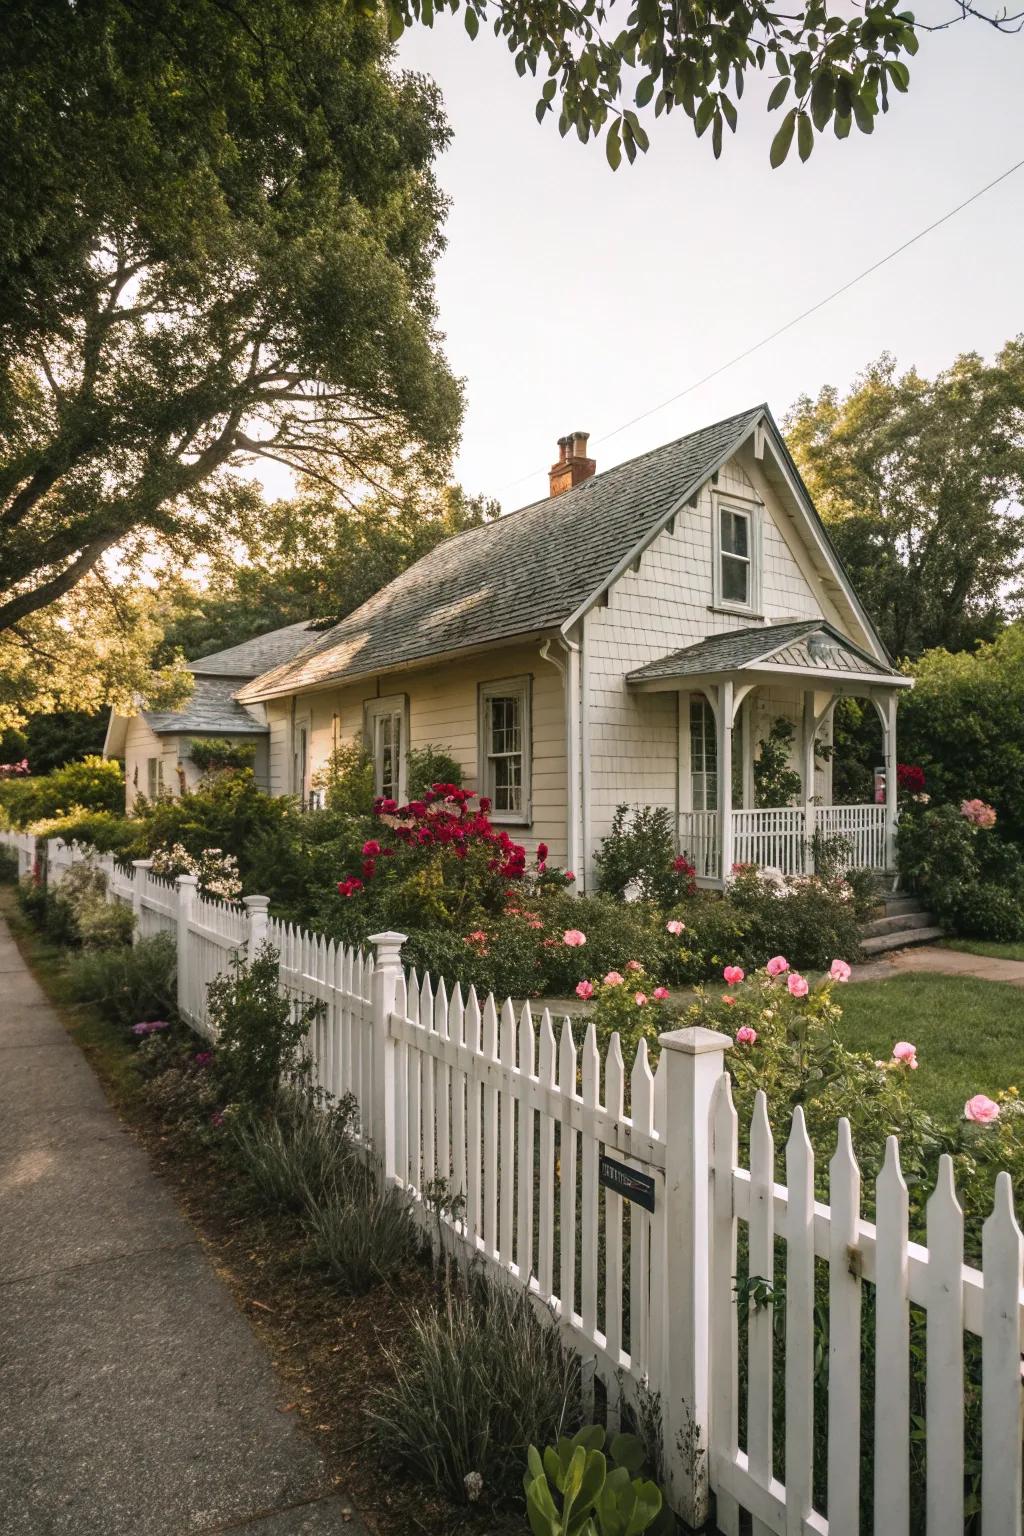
[463,5,479,37]
[767,77,790,111]
[609,1433,646,1477]
[634,74,655,108]
[797,109,814,161]
[606,118,622,169]
[769,107,797,167]
[810,71,834,129]
[526,1475,560,1536]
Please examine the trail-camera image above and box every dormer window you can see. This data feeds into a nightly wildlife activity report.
[713,501,762,613]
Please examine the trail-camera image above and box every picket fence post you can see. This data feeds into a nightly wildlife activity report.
[243,894,270,962]
[657,1024,732,1529]
[369,930,407,1185]
[175,873,198,1022]
[131,858,152,942]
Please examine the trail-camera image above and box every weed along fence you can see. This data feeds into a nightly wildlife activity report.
[5,830,1024,1533]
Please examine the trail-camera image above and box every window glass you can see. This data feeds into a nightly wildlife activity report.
[719,506,752,606]
[480,679,530,819]
[690,697,718,811]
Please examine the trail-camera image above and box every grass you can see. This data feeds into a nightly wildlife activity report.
[838,972,1024,1125]
[940,937,1024,963]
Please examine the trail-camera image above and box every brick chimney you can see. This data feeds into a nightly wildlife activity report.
[548,430,596,497]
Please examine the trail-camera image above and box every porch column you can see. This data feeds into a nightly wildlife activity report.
[717,679,734,882]
[801,690,817,875]
[881,690,899,871]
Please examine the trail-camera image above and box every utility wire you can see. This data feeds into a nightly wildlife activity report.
[497,155,1024,496]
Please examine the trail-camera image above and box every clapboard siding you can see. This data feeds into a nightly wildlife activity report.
[296,641,569,864]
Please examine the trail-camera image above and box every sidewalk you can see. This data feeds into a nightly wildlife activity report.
[0,913,366,1536]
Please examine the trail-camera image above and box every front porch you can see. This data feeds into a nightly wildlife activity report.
[626,619,914,886]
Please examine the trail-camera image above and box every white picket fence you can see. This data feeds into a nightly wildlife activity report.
[4,828,1023,1532]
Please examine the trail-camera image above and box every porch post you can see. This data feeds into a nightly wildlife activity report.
[801,690,817,875]
[717,679,734,882]
[882,690,899,872]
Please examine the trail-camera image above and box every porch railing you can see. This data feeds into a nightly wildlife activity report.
[679,803,887,879]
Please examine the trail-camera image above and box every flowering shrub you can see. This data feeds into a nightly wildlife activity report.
[150,843,242,902]
[575,961,673,1061]
[898,801,1024,941]
[594,804,696,905]
[960,797,997,829]
[896,762,926,794]
[0,757,29,778]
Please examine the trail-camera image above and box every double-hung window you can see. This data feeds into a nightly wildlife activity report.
[365,696,407,803]
[146,756,164,800]
[479,677,531,822]
[714,502,761,612]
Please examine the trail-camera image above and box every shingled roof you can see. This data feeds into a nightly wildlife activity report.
[188,620,322,679]
[626,621,903,685]
[238,405,766,702]
[143,678,269,737]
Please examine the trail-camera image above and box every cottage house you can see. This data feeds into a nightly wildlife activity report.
[103,621,319,809]
[234,405,910,889]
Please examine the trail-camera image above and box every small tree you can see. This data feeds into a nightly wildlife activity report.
[207,943,321,1117]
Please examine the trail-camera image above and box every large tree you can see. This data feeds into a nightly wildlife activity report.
[786,339,1024,659]
[158,482,498,659]
[0,0,462,638]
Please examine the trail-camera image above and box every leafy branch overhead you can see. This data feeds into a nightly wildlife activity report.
[377,0,919,165]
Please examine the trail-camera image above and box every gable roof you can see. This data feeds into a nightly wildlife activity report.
[143,677,269,736]
[188,620,322,679]
[237,406,766,702]
[626,620,906,686]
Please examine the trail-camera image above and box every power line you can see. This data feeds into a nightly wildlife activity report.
[497,155,1024,496]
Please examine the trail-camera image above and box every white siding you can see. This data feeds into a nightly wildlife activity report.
[583,446,842,876]
[124,716,165,811]
[293,641,569,864]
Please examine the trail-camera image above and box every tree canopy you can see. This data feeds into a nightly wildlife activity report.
[786,339,1024,659]
[159,482,498,660]
[0,0,462,638]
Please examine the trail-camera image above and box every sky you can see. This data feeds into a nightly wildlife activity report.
[389,6,1024,511]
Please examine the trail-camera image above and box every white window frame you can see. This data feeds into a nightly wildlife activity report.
[478,675,532,825]
[146,755,164,799]
[713,497,763,614]
[292,717,310,801]
[687,694,718,812]
[364,695,408,804]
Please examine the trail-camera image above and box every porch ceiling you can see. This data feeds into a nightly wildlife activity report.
[625,620,912,693]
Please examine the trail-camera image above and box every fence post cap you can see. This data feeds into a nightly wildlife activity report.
[658,1025,733,1056]
[132,857,154,870]
[242,894,271,911]
[175,872,199,888]
[368,930,408,960]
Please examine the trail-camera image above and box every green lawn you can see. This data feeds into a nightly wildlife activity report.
[838,973,1024,1126]
[940,937,1024,963]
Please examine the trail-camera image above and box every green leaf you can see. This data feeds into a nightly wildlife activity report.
[797,109,814,161]
[720,93,737,132]
[887,59,910,90]
[609,1433,646,1477]
[712,110,723,158]
[542,76,557,101]
[852,89,875,133]
[526,1475,560,1536]
[810,71,834,130]
[463,5,479,37]
[635,74,655,108]
[694,95,716,136]
[769,107,797,167]
[833,112,852,139]
[605,118,622,169]
[767,77,790,111]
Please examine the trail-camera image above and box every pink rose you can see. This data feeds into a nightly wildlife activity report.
[563,929,587,947]
[787,973,809,998]
[829,958,852,983]
[575,980,594,1000]
[603,971,624,987]
[723,965,745,985]
[361,839,381,857]
[723,995,736,1006]
[626,959,643,973]
[653,986,670,1001]
[666,919,685,936]
[765,955,789,977]
[965,1094,1000,1124]
[736,1025,757,1045]
[892,1040,918,1069]
[634,992,648,1006]
[564,871,576,882]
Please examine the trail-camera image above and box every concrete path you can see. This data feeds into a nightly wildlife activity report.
[0,914,366,1536]
[885,944,1024,988]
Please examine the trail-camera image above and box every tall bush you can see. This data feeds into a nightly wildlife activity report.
[0,755,124,827]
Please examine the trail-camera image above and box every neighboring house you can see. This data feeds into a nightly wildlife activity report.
[103,621,320,811]
[236,405,911,889]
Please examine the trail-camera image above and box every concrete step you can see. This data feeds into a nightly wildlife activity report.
[861,925,945,956]
[861,910,935,939]
[883,893,925,917]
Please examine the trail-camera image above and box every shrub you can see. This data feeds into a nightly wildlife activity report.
[149,842,242,901]
[65,933,177,1028]
[898,801,1024,938]
[48,859,135,949]
[305,1174,421,1293]
[29,810,138,856]
[727,866,862,972]
[187,738,257,774]
[664,894,750,985]
[753,717,802,807]
[206,943,322,1116]
[0,845,18,882]
[945,883,1024,943]
[134,770,294,887]
[0,755,124,827]
[523,1427,667,1536]
[577,963,673,1065]
[368,1275,581,1504]
[405,744,463,800]
[594,805,696,905]
[230,1094,358,1211]
[310,737,375,814]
